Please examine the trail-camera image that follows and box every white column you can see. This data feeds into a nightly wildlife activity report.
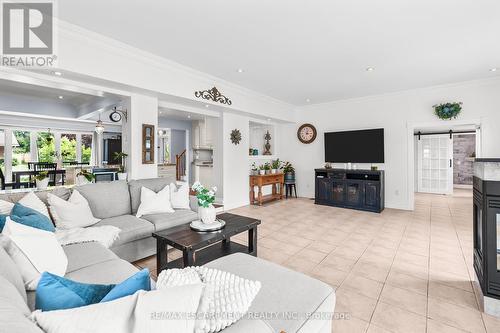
[30,131,38,162]
[4,129,12,183]
[54,132,61,161]
[123,94,158,180]
[96,132,103,167]
[75,133,82,162]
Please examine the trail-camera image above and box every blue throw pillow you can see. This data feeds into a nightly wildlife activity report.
[36,269,151,311]
[0,215,7,232]
[100,268,151,303]
[10,203,55,232]
[36,272,115,311]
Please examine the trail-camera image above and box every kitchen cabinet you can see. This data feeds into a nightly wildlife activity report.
[192,117,217,149]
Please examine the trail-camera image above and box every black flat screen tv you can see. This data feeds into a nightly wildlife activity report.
[324,128,384,163]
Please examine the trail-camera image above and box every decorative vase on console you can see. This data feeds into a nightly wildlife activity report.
[192,181,218,224]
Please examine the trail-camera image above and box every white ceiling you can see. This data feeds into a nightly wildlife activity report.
[0,79,99,108]
[59,0,500,105]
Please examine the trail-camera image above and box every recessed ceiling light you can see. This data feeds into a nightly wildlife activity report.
[366,67,374,72]
[187,115,191,119]
[267,118,271,122]
[237,68,244,73]
[490,68,497,72]
[205,104,209,108]
[305,98,311,103]
[53,71,62,76]
[58,95,63,99]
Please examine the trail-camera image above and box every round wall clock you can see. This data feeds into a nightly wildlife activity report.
[109,110,122,122]
[297,123,317,144]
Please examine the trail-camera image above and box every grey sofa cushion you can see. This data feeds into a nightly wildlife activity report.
[65,258,139,284]
[63,242,118,273]
[76,180,131,218]
[0,187,71,205]
[0,275,30,316]
[129,178,175,215]
[142,210,198,231]
[0,308,43,333]
[0,244,26,302]
[0,275,42,333]
[94,215,154,246]
[205,253,335,333]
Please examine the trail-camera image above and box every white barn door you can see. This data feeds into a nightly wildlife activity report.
[417,134,453,194]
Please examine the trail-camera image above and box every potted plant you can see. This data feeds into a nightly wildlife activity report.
[258,164,266,175]
[264,162,272,175]
[251,163,258,175]
[283,161,295,183]
[192,182,217,224]
[76,169,95,186]
[113,152,129,180]
[271,159,281,174]
[35,171,50,190]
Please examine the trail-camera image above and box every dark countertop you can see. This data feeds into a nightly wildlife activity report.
[475,158,500,163]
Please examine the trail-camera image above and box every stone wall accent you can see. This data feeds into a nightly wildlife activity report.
[453,134,475,185]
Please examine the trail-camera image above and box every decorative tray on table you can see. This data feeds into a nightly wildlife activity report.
[190,219,226,232]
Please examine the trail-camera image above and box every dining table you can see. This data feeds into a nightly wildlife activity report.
[11,169,66,188]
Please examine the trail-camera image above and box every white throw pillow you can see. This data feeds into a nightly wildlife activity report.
[136,186,175,218]
[1,218,68,290]
[170,182,191,210]
[0,199,14,215]
[48,190,100,229]
[157,266,261,333]
[31,285,203,333]
[18,191,50,218]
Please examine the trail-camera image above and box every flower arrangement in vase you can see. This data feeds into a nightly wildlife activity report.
[192,181,217,224]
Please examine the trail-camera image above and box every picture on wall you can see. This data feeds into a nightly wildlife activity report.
[142,124,155,164]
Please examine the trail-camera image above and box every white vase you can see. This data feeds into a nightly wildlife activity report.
[271,169,277,174]
[117,173,128,180]
[259,170,265,175]
[36,178,49,190]
[198,205,216,224]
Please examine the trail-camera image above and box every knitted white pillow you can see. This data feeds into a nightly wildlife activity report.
[157,266,261,333]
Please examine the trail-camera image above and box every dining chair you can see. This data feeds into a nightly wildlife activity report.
[0,168,16,190]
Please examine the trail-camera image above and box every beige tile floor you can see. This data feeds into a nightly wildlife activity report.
[135,189,500,333]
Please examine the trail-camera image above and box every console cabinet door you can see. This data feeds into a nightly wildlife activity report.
[316,178,332,202]
[364,181,380,210]
[345,180,364,207]
[331,180,346,204]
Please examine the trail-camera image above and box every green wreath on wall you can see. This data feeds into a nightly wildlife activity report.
[434,102,462,120]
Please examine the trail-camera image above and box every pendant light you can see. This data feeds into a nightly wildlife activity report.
[95,113,105,134]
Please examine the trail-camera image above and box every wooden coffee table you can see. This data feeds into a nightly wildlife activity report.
[153,213,261,272]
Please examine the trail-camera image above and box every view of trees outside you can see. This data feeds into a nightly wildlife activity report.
[82,134,92,163]
[3,131,94,170]
[37,132,55,163]
[12,131,31,170]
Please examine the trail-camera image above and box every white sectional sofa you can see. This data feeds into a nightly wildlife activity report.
[0,178,335,332]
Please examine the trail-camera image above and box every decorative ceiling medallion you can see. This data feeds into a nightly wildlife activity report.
[195,87,232,105]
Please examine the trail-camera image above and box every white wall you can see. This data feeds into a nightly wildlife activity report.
[279,78,500,210]
[123,94,159,179]
[222,112,250,210]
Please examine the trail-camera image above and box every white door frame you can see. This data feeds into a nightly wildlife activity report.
[407,119,482,211]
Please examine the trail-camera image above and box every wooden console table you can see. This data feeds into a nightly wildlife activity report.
[249,173,284,205]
